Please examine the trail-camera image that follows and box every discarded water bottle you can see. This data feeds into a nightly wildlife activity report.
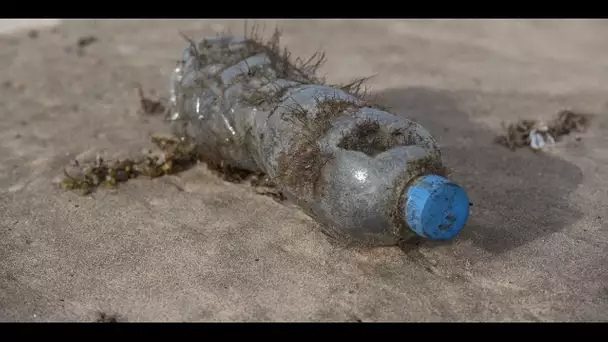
[168,32,470,246]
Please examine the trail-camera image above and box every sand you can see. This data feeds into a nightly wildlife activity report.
[0,19,606,322]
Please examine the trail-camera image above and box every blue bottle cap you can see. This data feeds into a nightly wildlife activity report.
[404,174,470,240]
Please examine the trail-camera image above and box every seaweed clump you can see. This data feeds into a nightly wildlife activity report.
[494,110,591,151]
[60,134,199,195]
[60,133,278,198]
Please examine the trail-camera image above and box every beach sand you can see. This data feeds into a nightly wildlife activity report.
[0,19,606,321]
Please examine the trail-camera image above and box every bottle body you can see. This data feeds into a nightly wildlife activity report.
[169,35,468,246]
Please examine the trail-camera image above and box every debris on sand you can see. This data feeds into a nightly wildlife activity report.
[250,173,287,202]
[136,84,166,115]
[494,110,591,151]
[74,35,99,56]
[60,134,200,195]
[59,133,285,201]
[95,311,119,323]
[77,35,98,49]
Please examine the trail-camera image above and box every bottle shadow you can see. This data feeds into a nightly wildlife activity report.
[375,87,584,255]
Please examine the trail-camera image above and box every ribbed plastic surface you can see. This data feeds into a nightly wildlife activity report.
[169,34,470,245]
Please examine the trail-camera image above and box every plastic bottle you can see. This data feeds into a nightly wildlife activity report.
[168,33,470,246]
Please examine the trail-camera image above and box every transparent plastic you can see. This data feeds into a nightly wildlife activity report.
[168,34,468,246]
